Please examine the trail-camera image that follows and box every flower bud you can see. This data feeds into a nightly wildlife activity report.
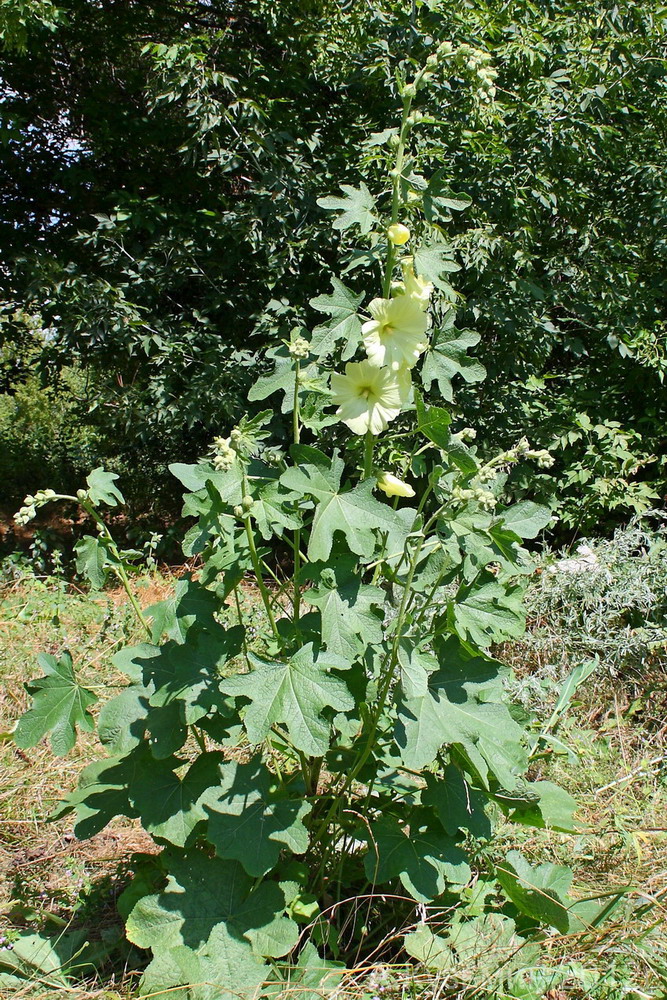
[377,472,416,498]
[288,336,310,360]
[426,54,438,69]
[387,223,411,246]
[402,83,417,99]
[76,488,87,501]
[242,495,254,511]
[233,505,244,518]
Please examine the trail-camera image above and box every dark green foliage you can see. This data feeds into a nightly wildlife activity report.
[1,0,665,526]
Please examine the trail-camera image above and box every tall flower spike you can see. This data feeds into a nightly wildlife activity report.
[331,361,410,435]
[362,295,428,370]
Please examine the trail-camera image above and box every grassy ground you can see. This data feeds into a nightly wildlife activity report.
[0,567,665,999]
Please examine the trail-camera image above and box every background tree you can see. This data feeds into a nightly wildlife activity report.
[1,0,665,532]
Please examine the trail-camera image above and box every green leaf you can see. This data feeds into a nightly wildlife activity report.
[127,849,298,999]
[309,278,363,359]
[396,640,437,700]
[222,643,354,756]
[52,753,139,838]
[415,390,451,450]
[492,780,579,833]
[267,943,346,1000]
[304,556,385,659]
[317,182,376,234]
[403,923,454,972]
[423,169,472,223]
[421,329,486,402]
[202,757,311,876]
[131,751,224,847]
[450,580,526,647]
[363,815,470,902]
[497,501,552,539]
[0,929,98,988]
[422,766,492,839]
[74,535,108,589]
[405,914,536,982]
[99,667,188,760]
[414,241,460,289]
[496,850,573,932]
[252,480,302,541]
[396,642,526,787]
[120,627,243,725]
[85,467,124,507]
[248,346,296,411]
[281,448,400,562]
[145,577,219,644]
[14,653,96,756]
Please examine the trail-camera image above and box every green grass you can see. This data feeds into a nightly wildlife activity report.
[0,566,665,999]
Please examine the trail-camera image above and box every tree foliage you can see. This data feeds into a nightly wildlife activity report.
[1,0,666,526]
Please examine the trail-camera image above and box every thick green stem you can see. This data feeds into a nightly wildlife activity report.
[363,431,375,479]
[381,95,413,298]
[81,501,152,639]
[244,516,280,639]
[293,360,302,627]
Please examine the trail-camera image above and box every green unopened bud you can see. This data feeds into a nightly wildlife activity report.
[388,133,400,149]
[387,223,411,246]
[402,83,417,99]
[233,505,244,518]
[438,40,453,56]
[426,53,438,69]
[242,495,254,511]
[230,428,242,442]
[406,191,421,205]
[76,488,87,501]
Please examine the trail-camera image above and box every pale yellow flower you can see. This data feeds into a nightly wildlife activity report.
[331,361,410,435]
[362,295,428,370]
[401,257,433,311]
[387,222,411,246]
[377,472,416,497]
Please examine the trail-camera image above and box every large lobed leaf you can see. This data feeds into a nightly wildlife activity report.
[126,848,298,999]
[222,643,354,756]
[14,653,97,756]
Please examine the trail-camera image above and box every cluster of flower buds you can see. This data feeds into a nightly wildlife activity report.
[233,495,255,519]
[456,44,498,101]
[288,336,310,360]
[452,485,497,510]
[14,488,57,526]
[456,427,478,444]
[513,437,555,468]
[492,437,555,470]
[212,435,236,472]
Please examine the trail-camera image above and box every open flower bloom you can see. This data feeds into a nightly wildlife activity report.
[362,294,428,370]
[331,361,410,435]
[401,257,433,311]
[377,471,416,497]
